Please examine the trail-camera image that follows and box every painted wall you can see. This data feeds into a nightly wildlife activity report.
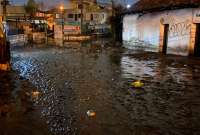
[123,8,200,56]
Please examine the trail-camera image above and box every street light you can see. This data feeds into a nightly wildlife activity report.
[126,4,131,9]
[60,5,64,11]
[60,6,64,46]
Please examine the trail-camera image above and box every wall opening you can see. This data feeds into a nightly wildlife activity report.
[162,24,169,54]
[194,24,200,56]
[75,14,78,21]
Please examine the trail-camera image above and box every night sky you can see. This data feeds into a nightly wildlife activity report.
[11,0,136,7]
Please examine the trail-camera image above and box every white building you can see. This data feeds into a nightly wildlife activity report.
[123,0,200,56]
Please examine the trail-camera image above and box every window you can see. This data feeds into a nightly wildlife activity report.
[56,14,60,19]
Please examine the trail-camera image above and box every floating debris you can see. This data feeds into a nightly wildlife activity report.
[31,91,40,98]
[87,110,96,117]
[25,92,31,96]
[131,81,144,88]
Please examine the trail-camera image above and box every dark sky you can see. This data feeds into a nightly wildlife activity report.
[11,0,136,6]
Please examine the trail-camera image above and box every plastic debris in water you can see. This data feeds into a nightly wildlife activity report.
[25,92,31,96]
[131,81,144,88]
[87,110,96,117]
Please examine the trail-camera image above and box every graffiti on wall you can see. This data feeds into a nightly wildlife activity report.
[162,15,191,55]
[169,20,191,38]
[123,10,193,55]
[162,15,191,38]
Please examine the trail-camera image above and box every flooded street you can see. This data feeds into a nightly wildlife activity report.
[1,41,200,135]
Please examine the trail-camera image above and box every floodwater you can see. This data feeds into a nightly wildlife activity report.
[1,41,200,135]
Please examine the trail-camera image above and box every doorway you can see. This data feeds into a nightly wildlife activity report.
[194,24,200,56]
[162,24,169,54]
[75,14,78,21]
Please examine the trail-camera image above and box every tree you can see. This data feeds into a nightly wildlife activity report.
[24,0,38,17]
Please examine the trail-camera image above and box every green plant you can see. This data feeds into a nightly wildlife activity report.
[24,0,38,17]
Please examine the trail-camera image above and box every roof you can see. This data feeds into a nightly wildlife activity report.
[129,0,200,14]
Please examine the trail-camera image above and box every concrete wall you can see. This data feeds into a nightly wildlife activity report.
[123,8,200,56]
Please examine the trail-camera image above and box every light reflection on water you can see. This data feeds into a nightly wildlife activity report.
[121,56,157,79]
[10,41,200,135]
[120,55,194,85]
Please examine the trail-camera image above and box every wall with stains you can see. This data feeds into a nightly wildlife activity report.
[123,8,200,56]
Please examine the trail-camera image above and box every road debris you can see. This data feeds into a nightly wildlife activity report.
[131,80,144,88]
[87,110,96,117]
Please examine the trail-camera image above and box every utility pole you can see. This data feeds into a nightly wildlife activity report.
[45,20,48,45]
[60,6,64,46]
[2,0,8,21]
[0,0,10,71]
[80,0,83,34]
[62,11,64,45]
[2,0,8,44]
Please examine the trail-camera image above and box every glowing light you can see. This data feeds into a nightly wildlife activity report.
[0,63,10,71]
[60,6,64,11]
[127,4,131,9]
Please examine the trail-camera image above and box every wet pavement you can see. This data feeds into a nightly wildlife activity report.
[0,71,51,135]
[1,41,200,135]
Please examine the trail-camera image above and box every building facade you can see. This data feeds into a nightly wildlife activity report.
[53,0,112,38]
[123,0,200,56]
